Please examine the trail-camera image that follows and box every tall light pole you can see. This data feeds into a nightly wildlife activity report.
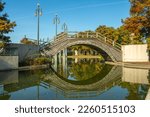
[53,14,60,37]
[62,23,68,33]
[35,2,42,46]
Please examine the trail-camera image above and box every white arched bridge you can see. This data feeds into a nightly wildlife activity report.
[42,32,122,62]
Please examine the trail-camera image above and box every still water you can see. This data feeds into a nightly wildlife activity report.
[0,58,150,100]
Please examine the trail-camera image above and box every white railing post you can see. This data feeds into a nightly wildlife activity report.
[104,37,107,42]
[77,33,79,38]
[87,32,89,38]
[96,32,99,38]
[113,41,115,46]
[82,33,84,38]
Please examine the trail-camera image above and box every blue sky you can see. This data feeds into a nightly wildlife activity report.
[3,0,130,43]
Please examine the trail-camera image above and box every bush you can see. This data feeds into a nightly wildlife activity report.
[20,38,35,45]
[19,57,51,66]
[0,42,4,48]
[147,38,150,50]
[33,57,51,65]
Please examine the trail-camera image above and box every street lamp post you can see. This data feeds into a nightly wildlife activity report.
[35,2,42,46]
[53,14,60,38]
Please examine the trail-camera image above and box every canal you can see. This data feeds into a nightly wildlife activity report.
[0,58,149,100]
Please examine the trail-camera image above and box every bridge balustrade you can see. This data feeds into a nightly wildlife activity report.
[41,31,121,51]
[55,32,68,41]
[66,32,121,50]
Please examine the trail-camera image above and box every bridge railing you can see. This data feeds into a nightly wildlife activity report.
[43,31,121,51]
[68,32,97,39]
[55,32,68,41]
[67,32,121,50]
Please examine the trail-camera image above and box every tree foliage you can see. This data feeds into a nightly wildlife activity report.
[20,37,35,45]
[95,1,150,45]
[96,25,118,41]
[0,0,16,43]
[116,26,131,45]
[96,25,131,45]
[129,0,150,17]
[33,57,51,65]
[123,16,147,35]
[122,0,150,44]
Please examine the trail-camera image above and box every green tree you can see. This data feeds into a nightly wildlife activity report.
[0,0,16,44]
[96,25,119,41]
[117,26,131,45]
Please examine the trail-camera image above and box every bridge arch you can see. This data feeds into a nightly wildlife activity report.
[43,66,122,92]
[47,38,122,62]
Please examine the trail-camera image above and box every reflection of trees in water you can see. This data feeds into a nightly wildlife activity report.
[69,60,104,81]
[119,82,149,100]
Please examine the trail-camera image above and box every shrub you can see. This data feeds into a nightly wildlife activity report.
[19,57,52,66]
[33,57,51,65]
[20,38,35,45]
[0,42,4,48]
[147,38,150,50]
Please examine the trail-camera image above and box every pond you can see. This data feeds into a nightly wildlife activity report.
[0,58,149,100]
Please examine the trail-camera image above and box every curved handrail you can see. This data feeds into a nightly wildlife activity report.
[42,31,122,56]
[66,32,121,50]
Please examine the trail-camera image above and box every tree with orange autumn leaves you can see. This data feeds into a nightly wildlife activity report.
[0,1,16,45]
[96,1,148,45]
[122,0,150,45]
[96,0,150,46]
[20,36,35,45]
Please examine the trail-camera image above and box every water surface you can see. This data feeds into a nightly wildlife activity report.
[0,58,149,100]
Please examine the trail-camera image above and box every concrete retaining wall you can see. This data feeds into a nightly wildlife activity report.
[122,44,149,62]
[5,44,39,62]
[0,56,18,70]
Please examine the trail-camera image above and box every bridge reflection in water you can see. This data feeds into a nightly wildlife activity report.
[0,60,150,100]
